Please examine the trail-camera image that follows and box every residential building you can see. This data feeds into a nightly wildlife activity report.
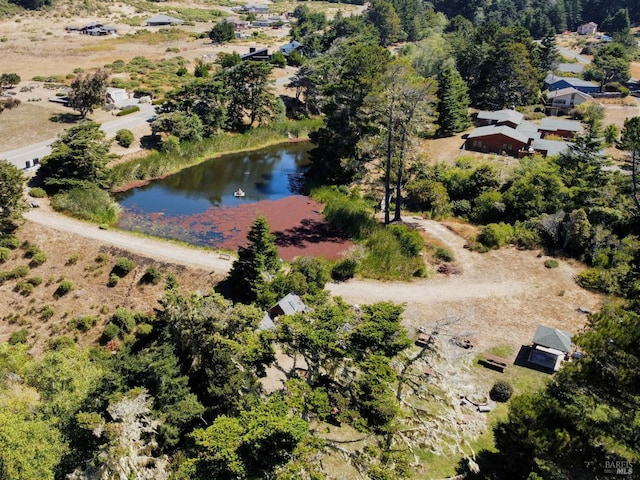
[577,22,598,35]
[538,118,582,139]
[279,40,302,56]
[545,87,593,115]
[465,109,576,157]
[240,47,270,61]
[544,74,599,94]
[145,15,184,26]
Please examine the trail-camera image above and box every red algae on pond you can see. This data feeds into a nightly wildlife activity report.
[129,195,354,262]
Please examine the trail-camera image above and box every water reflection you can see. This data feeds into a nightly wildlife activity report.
[115,142,310,216]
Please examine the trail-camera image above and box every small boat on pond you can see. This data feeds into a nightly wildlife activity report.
[234,188,246,197]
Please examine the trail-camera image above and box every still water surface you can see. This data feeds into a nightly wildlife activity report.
[115,142,311,217]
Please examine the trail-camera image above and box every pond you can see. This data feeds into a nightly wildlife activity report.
[115,142,315,249]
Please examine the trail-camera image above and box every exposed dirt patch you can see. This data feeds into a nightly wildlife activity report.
[328,216,603,355]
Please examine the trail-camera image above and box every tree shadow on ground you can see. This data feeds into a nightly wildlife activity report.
[139,134,159,150]
[49,112,82,123]
[273,218,349,249]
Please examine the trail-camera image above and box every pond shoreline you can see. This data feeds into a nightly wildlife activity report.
[111,137,312,193]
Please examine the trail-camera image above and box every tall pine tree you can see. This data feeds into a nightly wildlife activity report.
[225,216,280,304]
[436,66,471,137]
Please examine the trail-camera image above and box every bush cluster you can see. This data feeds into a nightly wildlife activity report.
[116,105,140,116]
[0,265,29,284]
[54,279,74,298]
[111,257,136,278]
[140,266,162,285]
[490,380,514,402]
[115,129,134,147]
[8,328,29,345]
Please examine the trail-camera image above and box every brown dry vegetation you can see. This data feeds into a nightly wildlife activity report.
[0,221,225,353]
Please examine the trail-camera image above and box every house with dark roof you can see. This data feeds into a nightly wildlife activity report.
[145,14,184,26]
[528,325,573,371]
[544,74,599,94]
[240,47,270,61]
[465,109,574,157]
[465,125,530,156]
[242,4,270,13]
[475,109,524,129]
[225,17,249,30]
[545,87,593,116]
[538,117,582,139]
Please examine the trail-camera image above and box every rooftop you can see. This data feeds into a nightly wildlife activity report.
[539,117,582,132]
[532,325,573,353]
[467,124,530,144]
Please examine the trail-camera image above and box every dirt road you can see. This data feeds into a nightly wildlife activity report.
[24,208,234,273]
[23,208,601,351]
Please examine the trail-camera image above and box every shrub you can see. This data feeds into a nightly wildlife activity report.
[29,187,46,198]
[478,223,515,249]
[111,308,135,334]
[107,274,120,287]
[102,323,121,342]
[29,251,47,267]
[66,253,79,265]
[490,380,514,402]
[0,265,29,284]
[8,328,29,345]
[165,273,178,290]
[140,266,162,285]
[14,280,34,296]
[512,223,541,250]
[116,105,140,116]
[0,236,20,249]
[112,257,135,277]
[313,186,377,240]
[22,242,40,258]
[137,323,153,336]
[290,257,329,293]
[270,51,287,67]
[27,276,42,286]
[115,129,134,147]
[388,224,424,257]
[54,279,74,298]
[40,305,55,320]
[48,336,75,350]
[434,246,454,262]
[95,253,109,265]
[544,259,559,268]
[331,258,358,281]
[70,315,97,332]
[0,247,10,263]
[51,185,120,225]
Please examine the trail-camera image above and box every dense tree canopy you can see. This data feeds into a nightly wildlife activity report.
[308,37,391,183]
[36,122,113,192]
[209,20,235,44]
[0,162,27,233]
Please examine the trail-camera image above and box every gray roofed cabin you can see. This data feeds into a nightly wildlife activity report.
[146,14,184,26]
[532,325,573,353]
[269,293,308,319]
